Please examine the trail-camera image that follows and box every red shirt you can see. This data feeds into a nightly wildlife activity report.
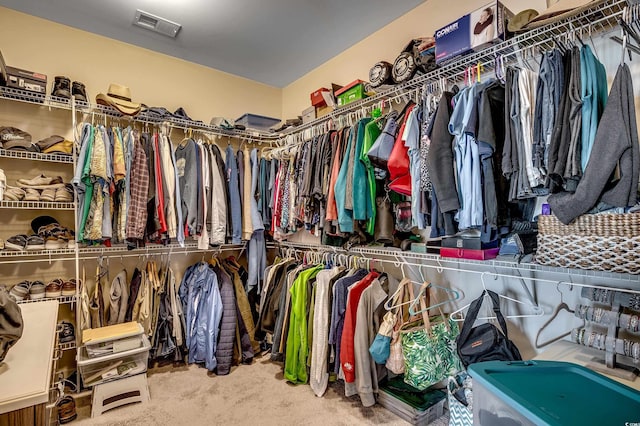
[340,271,379,383]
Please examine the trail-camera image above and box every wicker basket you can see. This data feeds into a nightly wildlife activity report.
[535,213,640,274]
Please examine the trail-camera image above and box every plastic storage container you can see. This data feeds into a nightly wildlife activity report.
[235,113,280,131]
[335,79,366,106]
[469,360,640,426]
[78,335,150,387]
[83,322,144,358]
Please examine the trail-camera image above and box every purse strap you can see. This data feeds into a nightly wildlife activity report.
[458,290,510,344]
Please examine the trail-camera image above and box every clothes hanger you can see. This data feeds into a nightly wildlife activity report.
[535,282,583,348]
[450,272,545,322]
[409,281,461,316]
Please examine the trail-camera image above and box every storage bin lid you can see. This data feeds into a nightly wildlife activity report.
[469,360,640,426]
[82,321,143,345]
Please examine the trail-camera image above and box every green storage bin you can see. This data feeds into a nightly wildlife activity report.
[469,360,640,426]
[336,83,366,106]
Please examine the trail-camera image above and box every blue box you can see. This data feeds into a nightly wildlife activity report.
[434,1,513,64]
[235,113,281,131]
[469,360,640,426]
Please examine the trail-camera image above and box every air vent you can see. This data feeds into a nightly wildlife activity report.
[133,10,181,38]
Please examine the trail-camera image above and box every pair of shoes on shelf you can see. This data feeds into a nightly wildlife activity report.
[38,223,75,249]
[52,76,87,103]
[5,234,45,251]
[0,168,5,201]
[3,186,25,201]
[56,395,77,424]
[57,320,75,343]
[39,184,73,202]
[8,280,46,301]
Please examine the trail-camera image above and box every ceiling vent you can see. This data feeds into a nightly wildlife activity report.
[133,10,181,38]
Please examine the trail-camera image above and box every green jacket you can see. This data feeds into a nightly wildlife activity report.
[284,264,324,384]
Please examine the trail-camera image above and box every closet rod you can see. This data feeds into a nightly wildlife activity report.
[275,0,628,143]
[279,245,640,295]
[75,110,279,145]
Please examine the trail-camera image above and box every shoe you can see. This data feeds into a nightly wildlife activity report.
[5,234,27,251]
[25,235,45,250]
[3,186,25,201]
[29,281,46,300]
[56,395,77,424]
[9,281,30,301]
[71,81,87,102]
[40,187,56,202]
[54,185,74,202]
[17,174,64,188]
[61,280,76,297]
[57,320,75,343]
[52,76,71,100]
[38,223,74,249]
[45,279,63,298]
[23,188,40,201]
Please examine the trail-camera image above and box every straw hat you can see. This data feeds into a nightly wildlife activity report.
[96,83,141,116]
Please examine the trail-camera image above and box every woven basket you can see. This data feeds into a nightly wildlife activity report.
[535,213,640,274]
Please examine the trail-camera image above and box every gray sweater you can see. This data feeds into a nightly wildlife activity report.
[175,139,199,236]
[549,64,639,224]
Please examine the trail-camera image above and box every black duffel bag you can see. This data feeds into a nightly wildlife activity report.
[456,290,522,368]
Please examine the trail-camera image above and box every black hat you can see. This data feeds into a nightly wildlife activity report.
[31,215,59,234]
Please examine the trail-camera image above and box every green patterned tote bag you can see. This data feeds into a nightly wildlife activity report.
[400,285,463,390]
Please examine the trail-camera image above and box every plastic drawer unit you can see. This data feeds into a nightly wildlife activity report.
[82,322,145,358]
[78,334,151,387]
[468,360,640,426]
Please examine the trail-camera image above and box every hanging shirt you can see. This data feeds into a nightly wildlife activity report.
[225,145,243,244]
[334,128,355,233]
[126,130,149,241]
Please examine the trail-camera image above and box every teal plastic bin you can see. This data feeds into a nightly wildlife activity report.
[468,360,640,426]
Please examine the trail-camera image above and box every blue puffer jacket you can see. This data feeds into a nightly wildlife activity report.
[179,262,222,371]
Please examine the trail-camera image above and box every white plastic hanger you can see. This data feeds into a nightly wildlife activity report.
[409,281,461,316]
[384,277,413,311]
[450,272,544,322]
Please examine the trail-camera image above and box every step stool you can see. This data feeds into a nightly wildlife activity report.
[91,373,150,418]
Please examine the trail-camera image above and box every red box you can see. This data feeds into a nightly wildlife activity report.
[334,79,365,97]
[440,247,499,261]
[310,87,330,107]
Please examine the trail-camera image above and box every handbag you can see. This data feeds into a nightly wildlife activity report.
[456,290,522,368]
[367,111,399,169]
[0,286,23,363]
[448,372,473,426]
[400,284,462,390]
[385,278,416,374]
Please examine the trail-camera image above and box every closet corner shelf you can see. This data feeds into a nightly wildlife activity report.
[0,148,74,164]
[0,200,75,210]
[17,295,76,305]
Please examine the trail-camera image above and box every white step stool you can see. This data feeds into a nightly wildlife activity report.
[91,373,150,418]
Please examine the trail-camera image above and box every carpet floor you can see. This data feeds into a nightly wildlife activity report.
[73,354,449,425]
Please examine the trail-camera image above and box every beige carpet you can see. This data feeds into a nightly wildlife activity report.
[73,354,448,425]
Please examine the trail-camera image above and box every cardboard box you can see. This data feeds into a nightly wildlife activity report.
[434,1,513,64]
[316,104,334,119]
[310,87,330,107]
[302,106,316,124]
[440,247,499,260]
